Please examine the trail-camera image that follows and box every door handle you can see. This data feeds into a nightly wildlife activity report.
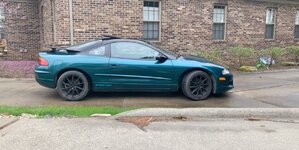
[111,64,118,67]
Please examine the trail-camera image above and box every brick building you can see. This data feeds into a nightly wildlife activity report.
[1,0,299,60]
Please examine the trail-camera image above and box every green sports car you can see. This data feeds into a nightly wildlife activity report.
[35,35,233,101]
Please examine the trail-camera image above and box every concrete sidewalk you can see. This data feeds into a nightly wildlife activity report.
[0,113,299,150]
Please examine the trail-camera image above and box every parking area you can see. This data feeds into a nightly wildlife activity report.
[0,69,298,108]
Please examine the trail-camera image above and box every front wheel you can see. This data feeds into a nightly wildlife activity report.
[182,70,213,101]
[56,71,89,101]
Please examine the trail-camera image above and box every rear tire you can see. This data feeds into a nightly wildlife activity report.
[182,70,213,101]
[56,71,89,101]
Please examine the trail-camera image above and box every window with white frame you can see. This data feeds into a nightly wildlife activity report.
[0,7,5,28]
[213,5,226,40]
[265,8,276,39]
[0,7,5,40]
[143,1,160,41]
[295,10,299,38]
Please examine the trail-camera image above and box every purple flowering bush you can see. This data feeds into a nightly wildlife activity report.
[0,61,37,78]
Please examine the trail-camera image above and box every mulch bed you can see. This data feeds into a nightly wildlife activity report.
[0,61,37,78]
[116,116,189,132]
[231,65,299,74]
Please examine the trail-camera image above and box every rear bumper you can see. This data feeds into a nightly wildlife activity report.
[35,69,56,89]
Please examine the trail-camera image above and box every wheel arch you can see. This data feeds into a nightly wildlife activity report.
[55,68,92,88]
[178,68,217,94]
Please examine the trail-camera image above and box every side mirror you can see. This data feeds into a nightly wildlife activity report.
[156,54,168,62]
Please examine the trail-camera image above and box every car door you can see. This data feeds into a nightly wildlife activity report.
[79,45,111,91]
[108,41,177,91]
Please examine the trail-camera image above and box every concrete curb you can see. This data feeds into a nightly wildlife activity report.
[114,108,299,119]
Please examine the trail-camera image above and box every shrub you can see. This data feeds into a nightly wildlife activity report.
[196,48,232,69]
[197,48,221,63]
[229,46,255,67]
[286,45,299,62]
[261,47,286,67]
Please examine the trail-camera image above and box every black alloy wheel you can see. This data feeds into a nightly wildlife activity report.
[182,70,213,100]
[56,71,89,101]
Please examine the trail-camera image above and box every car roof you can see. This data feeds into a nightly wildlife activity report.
[102,38,148,45]
[64,35,177,59]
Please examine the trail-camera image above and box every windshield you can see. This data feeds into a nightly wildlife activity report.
[147,42,178,59]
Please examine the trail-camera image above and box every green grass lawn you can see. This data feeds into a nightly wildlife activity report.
[0,105,136,117]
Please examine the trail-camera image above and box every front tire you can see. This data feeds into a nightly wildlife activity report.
[56,71,89,101]
[182,70,213,101]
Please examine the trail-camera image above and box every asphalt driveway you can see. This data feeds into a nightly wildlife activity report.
[0,69,299,108]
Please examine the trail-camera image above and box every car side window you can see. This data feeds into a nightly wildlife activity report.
[87,46,106,56]
[111,42,159,60]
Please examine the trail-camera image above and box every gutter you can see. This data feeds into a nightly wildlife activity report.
[7,0,37,3]
[52,0,56,45]
[253,0,299,4]
[68,0,74,45]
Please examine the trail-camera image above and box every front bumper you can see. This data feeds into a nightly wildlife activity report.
[214,74,234,94]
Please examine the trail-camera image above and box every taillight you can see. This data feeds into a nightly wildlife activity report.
[38,57,48,66]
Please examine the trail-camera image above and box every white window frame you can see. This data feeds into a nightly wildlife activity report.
[294,10,299,39]
[212,5,227,41]
[0,7,5,29]
[265,8,276,39]
[143,0,161,41]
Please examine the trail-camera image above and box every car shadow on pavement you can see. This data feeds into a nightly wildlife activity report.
[30,88,244,108]
[39,90,274,108]
[80,92,237,108]
[86,91,231,102]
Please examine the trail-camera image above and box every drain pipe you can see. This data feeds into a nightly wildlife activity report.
[52,0,56,45]
[68,0,74,45]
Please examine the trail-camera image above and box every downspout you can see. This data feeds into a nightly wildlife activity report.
[68,0,74,45]
[52,0,56,46]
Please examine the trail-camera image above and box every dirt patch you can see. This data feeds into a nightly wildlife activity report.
[246,116,264,121]
[116,116,190,132]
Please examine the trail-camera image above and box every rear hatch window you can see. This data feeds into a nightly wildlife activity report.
[65,40,102,52]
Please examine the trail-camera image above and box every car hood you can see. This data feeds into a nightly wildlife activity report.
[179,55,224,67]
[180,55,211,63]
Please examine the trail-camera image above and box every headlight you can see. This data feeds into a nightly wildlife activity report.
[222,69,230,75]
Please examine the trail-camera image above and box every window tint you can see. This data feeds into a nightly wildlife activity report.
[111,42,159,60]
[66,40,100,51]
[88,46,106,56]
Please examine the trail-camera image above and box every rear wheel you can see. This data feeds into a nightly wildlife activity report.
[182,70,213,101]
[56,71,89,101]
